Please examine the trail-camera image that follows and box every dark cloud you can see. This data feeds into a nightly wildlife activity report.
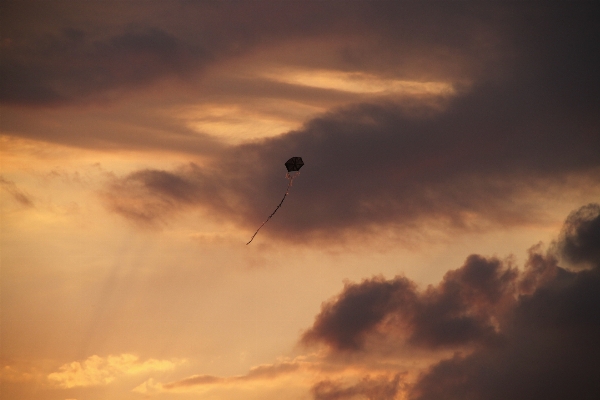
[3,1,512,154]
[301,204,600,399]
[103,90,600,240]
[557,203,600,268]
[409,255,517,348]
[312,374,401,400]
[90,3,600,240]
[302,276,417,351]
[2,2,577,107]
[103,163,234,225]
[302,254,518,352]
[410,264,600,400]
[0,26,204,105]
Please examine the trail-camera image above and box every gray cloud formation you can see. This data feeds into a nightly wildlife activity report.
[0,2,561,107]
[97,3,599,242]
[104,80,600,241]
[12,3,576,239]
[557,203,600,268]
[302,253,518,352]
[1,26,203,105]
[411,257,600,398]
[302,204,600,399]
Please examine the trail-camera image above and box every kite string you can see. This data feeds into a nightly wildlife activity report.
[246,173,298,245]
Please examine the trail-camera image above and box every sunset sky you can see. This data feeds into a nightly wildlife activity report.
[2,2,600,400]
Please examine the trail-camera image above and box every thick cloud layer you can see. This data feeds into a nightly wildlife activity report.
[302,204,600,399]
[1,26,202,105]
[302,254,518,352]
[411,266,600,400]
[94,5,600,241]
[4,3,599,240]
[0,1,519,106]
[104,85,600,240]
[558,203,600,267]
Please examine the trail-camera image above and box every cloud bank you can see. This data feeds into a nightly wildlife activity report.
[302,204,600,399]
[103,83,600,242]
[92,5,600,242]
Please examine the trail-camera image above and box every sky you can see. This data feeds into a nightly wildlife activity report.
[1,1,600,399]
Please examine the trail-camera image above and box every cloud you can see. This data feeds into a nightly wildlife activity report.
[103,81,600,241]
[102,163,228,225]
[301,204,600,399]
[556,203,600,268]
[0,1,511,107]
[100,3,600,242]
[410,269,600,399]
[312,374,402,400]
[47,354,182,388]
[302,275,417,351]
[133,360,303,395]
[123,204,599,400]
[0,26,204,106]
[302,254,519,352]
[0,176,34,207]
[0,365,35,383]
[162,361,300,390]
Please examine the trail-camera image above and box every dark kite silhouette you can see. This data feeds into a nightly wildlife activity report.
[247,157,304,244]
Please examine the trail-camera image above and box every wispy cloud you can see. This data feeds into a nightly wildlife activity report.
[0,176,34,207]
[133,360,303,394]
[47,354,183,388]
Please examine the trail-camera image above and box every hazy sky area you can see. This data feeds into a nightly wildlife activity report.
[1,2,600,399]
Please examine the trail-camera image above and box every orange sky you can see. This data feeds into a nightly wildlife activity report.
[2,2,600,400]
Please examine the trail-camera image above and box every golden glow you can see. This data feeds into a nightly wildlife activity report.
[263,68,455,96]
[47,354,184,388]
[177,101,321,142]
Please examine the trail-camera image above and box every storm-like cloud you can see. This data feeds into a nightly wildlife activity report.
[0,26,204,105]
[0,1,512,107]
[103,80,600,240]
[302,253,518,352]
[302,204,600,399]
[94,5,600,241]
[557,203,600,268]
[411,264,600,398]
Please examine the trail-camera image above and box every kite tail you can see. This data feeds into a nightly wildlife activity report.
[246,173,298,245]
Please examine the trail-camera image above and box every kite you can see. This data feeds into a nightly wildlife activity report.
[246,157,304,244]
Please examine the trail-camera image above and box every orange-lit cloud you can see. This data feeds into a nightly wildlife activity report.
[264,68,455,96]
[47,354,184,388]
[132,360,309,396]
